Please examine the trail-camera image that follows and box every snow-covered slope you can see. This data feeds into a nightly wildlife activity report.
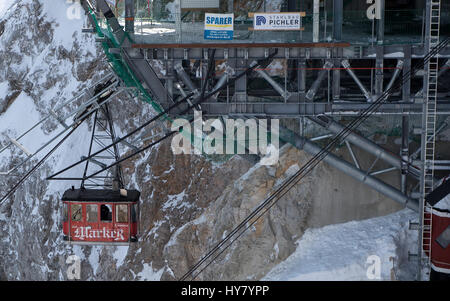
[263,209,418,281]
[0,0,110,280]
[0,0,15,15]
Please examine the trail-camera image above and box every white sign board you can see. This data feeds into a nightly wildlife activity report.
[204,13,234,40]
[253,12,304,31]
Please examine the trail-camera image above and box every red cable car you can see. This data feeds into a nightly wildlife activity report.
[62,187,140,245]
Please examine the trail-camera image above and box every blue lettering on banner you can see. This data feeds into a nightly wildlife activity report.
[205,17,233,25]
[204,30,233,40]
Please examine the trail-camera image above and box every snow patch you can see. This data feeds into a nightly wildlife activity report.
[88,246,101,275]
[0,0,15,16]
[41,0,86,49]
[137,263,164,281]
[165,214,207,249]
[263,209,417,281]
[163,190,187,210]
[114,246,129,268]
[0,81,10,99]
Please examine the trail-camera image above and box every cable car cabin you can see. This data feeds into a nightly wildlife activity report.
[62,188,140,245]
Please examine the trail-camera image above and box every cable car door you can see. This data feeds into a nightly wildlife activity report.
[100,203,114,243]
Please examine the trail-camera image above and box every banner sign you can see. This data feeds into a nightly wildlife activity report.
[204,13,234,40]
[253,12,304,31]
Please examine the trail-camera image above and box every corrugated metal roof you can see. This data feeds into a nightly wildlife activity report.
[61,188,140,202]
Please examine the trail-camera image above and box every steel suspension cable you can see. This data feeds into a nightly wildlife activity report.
[0,122,84,204]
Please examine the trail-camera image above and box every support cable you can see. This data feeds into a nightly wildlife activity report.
[0,122,84,204]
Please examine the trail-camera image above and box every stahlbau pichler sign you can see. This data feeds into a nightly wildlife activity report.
[252,12,305,31]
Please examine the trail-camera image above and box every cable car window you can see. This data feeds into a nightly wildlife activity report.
[116,204,128,223]
[100,204,112,222]
[86,204,98,223]
[71,204,82,222]
[63,203,68,222]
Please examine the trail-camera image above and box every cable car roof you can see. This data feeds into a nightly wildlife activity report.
[62,188,140,203]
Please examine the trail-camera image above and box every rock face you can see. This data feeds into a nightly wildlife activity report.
[159,141,409,280]
[163,145,316,280]
[109,140,253,280]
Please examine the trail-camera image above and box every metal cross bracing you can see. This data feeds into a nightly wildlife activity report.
[80,104,124,190]
[118,38,450,117]
[125,53,450,118]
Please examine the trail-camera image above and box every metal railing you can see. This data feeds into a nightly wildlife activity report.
[95,2,438,45]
